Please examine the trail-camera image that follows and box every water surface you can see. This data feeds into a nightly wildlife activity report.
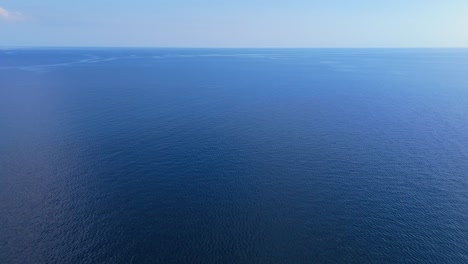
[1,49,468,263]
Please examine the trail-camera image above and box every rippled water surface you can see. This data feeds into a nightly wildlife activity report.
[1,49,468,263]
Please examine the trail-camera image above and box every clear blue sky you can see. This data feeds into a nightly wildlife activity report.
[1,0,467,47]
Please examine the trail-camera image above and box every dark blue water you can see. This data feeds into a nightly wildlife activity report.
[1,49,468,263]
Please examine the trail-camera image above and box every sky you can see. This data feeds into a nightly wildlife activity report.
[1,0,468,48]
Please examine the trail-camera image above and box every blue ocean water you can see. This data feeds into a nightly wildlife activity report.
[1,49,467,263]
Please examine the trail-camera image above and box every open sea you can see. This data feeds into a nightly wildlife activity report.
[1,48,468,263]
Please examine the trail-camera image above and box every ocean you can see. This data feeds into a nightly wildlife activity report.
[1,48,467,263]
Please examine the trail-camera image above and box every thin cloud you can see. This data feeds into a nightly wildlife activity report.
[0,6,25,22]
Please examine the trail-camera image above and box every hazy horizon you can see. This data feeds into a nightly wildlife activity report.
[2,46,468,49]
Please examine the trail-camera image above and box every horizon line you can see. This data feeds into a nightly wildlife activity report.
[1,46,468,50]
